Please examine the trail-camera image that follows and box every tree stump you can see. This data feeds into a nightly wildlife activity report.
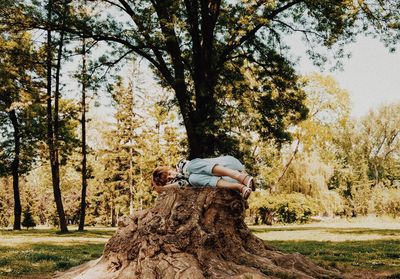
[56,188,342,278]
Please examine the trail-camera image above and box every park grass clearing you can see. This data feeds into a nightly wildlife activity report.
[0,227,116,277]
[267,240,400,273]
[0,220,399,277]
[251,218,400,276]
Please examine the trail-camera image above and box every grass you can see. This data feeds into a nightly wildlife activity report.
[0,222,399,277]
[250,221,400,274]
[267,240,400,271]
[0,227,115,277]
[0,243,104,276]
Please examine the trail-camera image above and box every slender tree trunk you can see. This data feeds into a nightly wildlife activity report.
[46,0,68,233]
[129,143,133,216]
[8,110,21,230]
[78,38,87,231]
[129,95,134,215]
[111,203,116,227]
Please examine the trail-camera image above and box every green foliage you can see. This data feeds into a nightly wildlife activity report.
[0,179,12,227]
[96,67,186,225]
[48,0,399,157]
[0,29,45,177]
[249,191,319,224]
[372,185,400,218]
[2,0,400,228]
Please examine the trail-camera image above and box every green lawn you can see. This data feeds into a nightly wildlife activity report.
[251,221,400,276]
[0,227,115,277]
[0,223,399,277]
[268,240,400,271]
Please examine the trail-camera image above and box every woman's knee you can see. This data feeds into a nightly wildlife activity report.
[223,155,245,171]
[189,174,218,187]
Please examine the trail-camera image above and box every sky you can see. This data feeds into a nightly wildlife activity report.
[291,35,400,117]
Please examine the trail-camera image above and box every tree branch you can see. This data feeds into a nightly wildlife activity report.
[217,0,304,69]
[117,0,175,88]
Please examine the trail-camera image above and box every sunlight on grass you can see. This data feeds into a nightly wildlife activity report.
[250,220,400,274]
[0,227,115,277]
[268,240,400,272]
[0,227,117,247]
[250,218,400,242]
[0,223,399,277]
[0,243,104,276]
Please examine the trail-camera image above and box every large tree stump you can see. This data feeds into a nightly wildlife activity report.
[56,188,342,278]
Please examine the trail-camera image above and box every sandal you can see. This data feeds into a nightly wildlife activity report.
[239,174,256,191]
[241,185,252,200]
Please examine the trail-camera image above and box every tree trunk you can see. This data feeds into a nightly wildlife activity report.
[175,84,218,159]
[78,38,88,231]
[56,188,342,279]
[111,203,116,227]
[46,0,68,233]
[192,83,218,158]
[8,110,21,230]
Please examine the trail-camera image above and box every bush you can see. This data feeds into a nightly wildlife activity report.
[249,191,319,224]
[372,185,400,218]
[22,207,36,229]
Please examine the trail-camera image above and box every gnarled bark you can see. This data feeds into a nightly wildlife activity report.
[56,188,342,279]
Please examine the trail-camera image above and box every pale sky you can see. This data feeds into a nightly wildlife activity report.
[291,35,400,117]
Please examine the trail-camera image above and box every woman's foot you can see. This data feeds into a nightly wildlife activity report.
[241,185,252,200]
[238,174,255,191]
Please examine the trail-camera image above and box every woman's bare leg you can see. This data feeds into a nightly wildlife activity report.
[215,178,243,191]
[211,165,244,182]
[216,178,252,199]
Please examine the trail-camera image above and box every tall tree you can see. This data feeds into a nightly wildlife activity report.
[0,29,44,230]
[45,0,68,233]
[101,78,140,225]
[28,0,399,158]
[78,37,88,231]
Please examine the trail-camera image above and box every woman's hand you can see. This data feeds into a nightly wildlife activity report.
[152,180,179,193]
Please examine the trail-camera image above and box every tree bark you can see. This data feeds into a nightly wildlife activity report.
[56,188,342,279]
[8,110,22,230]
[78,37,88,231]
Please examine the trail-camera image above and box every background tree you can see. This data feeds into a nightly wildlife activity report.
[0,28,45,230]
[21,206,36,230]
[45,0,77,233]
[78,36,89,231]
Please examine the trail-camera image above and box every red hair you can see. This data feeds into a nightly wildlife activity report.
[152,166,171,187]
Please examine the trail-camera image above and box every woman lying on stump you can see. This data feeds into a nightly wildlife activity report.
[152,155,255,199]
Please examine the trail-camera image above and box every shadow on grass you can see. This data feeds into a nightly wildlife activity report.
[0,243,104,276]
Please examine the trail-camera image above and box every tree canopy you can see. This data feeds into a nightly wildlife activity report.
[6,0,397,157]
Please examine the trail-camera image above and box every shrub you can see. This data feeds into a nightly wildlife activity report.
[249,191,319,224]
[371,185,400,218]
[22,207,36,229]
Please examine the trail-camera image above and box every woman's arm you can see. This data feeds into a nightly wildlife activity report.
[153,181,180,193]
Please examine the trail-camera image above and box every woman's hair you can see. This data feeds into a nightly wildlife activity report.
[152,166,171,187]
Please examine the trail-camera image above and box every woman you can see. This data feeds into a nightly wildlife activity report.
[152,155,255,199]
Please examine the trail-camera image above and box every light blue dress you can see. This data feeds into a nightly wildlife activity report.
[184,155,245,187]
